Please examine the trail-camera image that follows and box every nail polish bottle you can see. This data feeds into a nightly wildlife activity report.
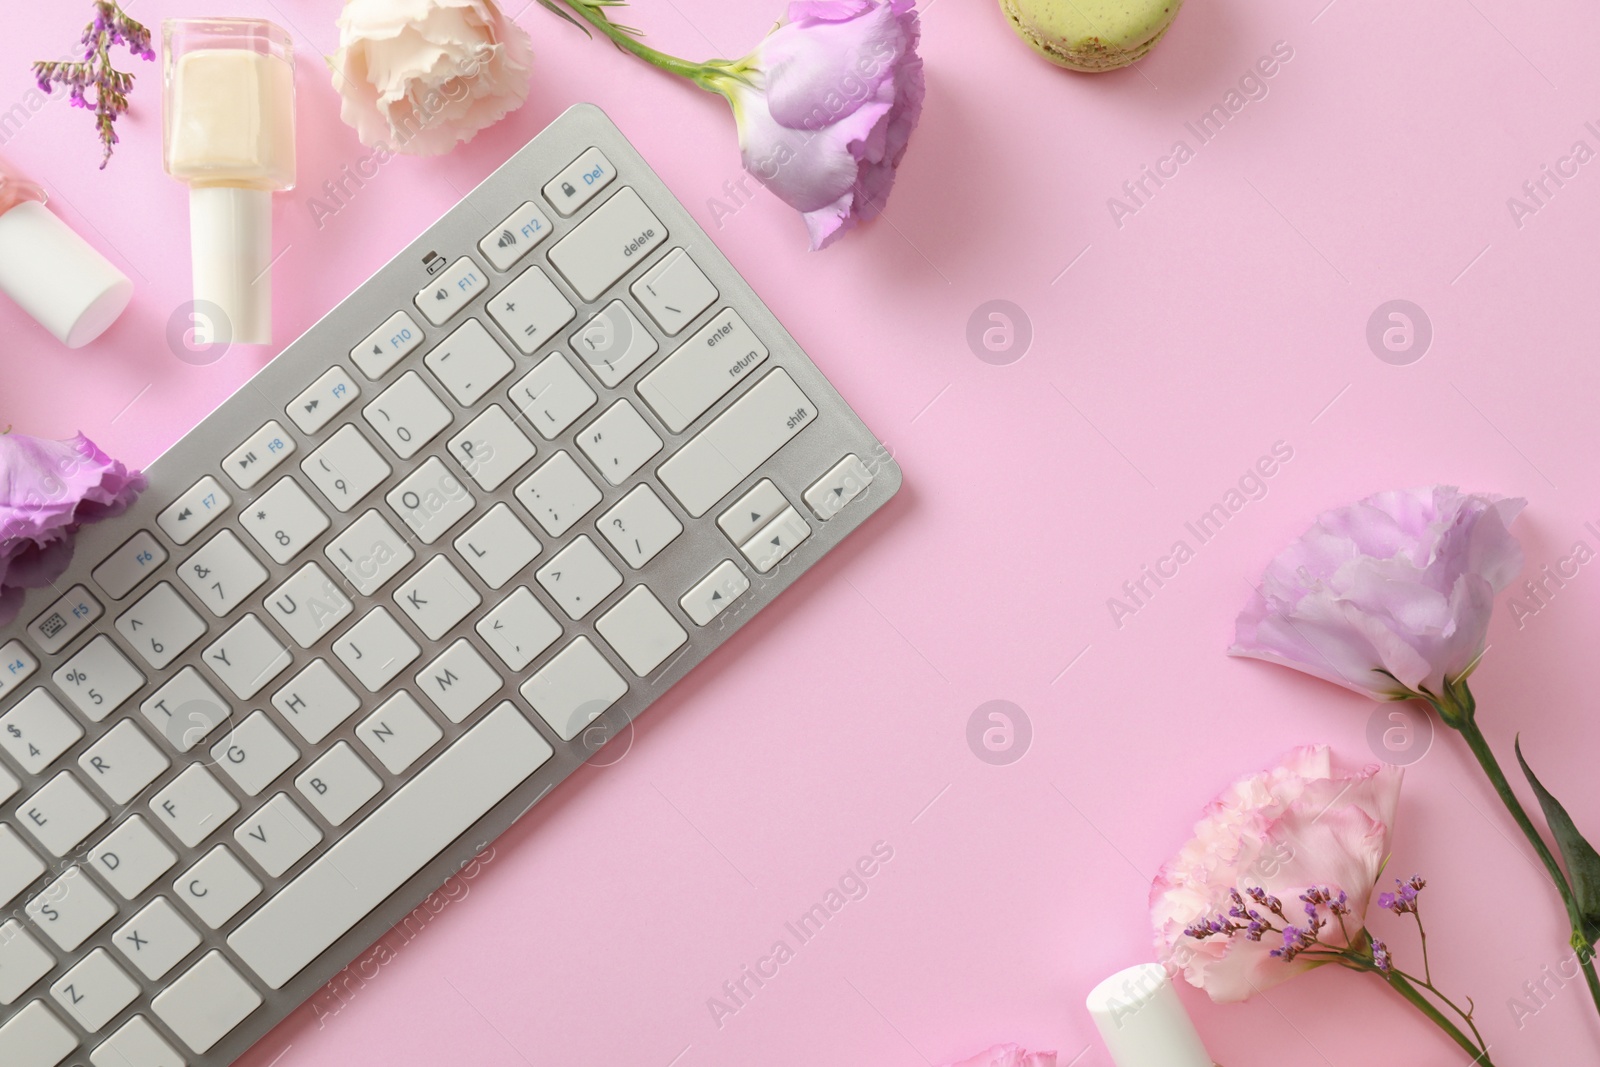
[0,157,133,348]
[162,18,296,346]
[1086,963,1220,1067]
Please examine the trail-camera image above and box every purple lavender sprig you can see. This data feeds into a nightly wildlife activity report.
[1182,877,1492,1064]
[31,2,154,169]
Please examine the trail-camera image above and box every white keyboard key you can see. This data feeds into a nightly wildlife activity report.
[425,318,514,405]
[91,532,167,600]
[0,921,53,1005]
[537,536,621,620]
[519,637,627,741]
[718,479,789,545]
[449,405,536,491]
[508,354,596,439]
[301,425,392,511]
[415,640,501,723]
[658,369,817,517]
[357,692,443,773]
[805,453,874,520]
[157,477,231,546]
[598,484,682,568]
[51,948,138,1031]
[92,1016,187,1067]
[26,586,102,656]
[333,608,420,692]
[570,300,658,387]
[548,187,666,301]
[596,587,688,676]
[210,711,298,797]
[488,265,577,356]
[150,765,238,849]
[90,817,177,900]
[543,146,615,216]
[325,510,414,596]
[681,559,750,626]
[742,506,811,573]
[288,365,361,433]
[272,660,361,745]
[264,562,354,648]
[479,199,552,270]
[18,773,105,857]
[178,530,268,617]
[141,668,230,753]
[0,640,38,701]
[576,399,662,485]
[475,587,562,671]
[151,951,262,1055]
[79,721,169,805]
[296,742,380,826]
[202,614,291,700]
[394,557,480,640]
[0,826,46,908]
[631,247,717,335]
[228,703,550,989]
[224,421,295,490]
[455,503,540,588]
[514,450,601,537]
[27,866,115,950]
[240,478,330,565]
[116,583,205,670]
[413,256,487,326]
[386,457,476,543]
[175,846,261,929]
[352,310,423,380]
[0,764,14,805]
[363,371,452,459]
[235,793,322,878]
[1,689,82,774]
[637,309,768,432]
[0,1001,77,1067]
[113,898,201,981]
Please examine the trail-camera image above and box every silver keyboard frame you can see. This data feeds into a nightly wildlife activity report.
[0,102,901,1064]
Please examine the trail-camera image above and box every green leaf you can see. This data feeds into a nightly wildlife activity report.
[537,0,591,36]
[1517,737,1600,944]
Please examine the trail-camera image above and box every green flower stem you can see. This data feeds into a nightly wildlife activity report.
[1381,968,1495,1065]
[1442,697,1600,1020]
[553,0,742,91]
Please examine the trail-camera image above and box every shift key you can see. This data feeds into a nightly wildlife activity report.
[548,188,666,301]
[658,370,817,517]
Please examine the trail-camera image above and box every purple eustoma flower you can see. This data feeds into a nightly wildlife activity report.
[0,432,145,626]
[1231,486,1525,702]
[721,0,924,250]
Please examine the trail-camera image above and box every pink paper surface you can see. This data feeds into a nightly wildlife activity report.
[4,0,1598,1063]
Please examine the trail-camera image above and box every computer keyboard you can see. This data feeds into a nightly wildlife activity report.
[0,103,900,1066]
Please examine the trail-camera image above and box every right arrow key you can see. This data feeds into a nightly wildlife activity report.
[804,454,875,522]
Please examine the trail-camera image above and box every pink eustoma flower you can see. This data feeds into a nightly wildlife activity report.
[0,432,145,626]
[1151,745,1403,1002]
[939,1044,1056,1067]
[1231,486,1525,701]
[725,0,924,250]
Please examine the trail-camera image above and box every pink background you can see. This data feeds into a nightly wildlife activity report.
[4,0,1600,1063]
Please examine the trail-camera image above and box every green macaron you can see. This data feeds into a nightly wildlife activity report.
[1000,0,1185,72]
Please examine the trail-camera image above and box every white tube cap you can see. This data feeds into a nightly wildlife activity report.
[0,201,132,348]
[1086,964,1215,1067]
[189,185,272,346]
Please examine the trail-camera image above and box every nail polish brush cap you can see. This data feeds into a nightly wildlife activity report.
[0,200,133,348]
[1086,964,1216,1067]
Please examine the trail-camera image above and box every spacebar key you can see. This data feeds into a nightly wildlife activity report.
[228,703,553,988]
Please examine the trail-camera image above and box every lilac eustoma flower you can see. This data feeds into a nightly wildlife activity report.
[0,433,145,626]
[722,0,924,250]
[1231,486,1525,701]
